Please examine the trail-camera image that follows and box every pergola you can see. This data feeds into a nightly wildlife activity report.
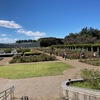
[53,44,100,52]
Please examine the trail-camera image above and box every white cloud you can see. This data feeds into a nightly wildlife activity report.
[1,34,7,37]
[0,38,17,43]
[17,29,46,39]
[0,20,22,29]
[0,20,46,42]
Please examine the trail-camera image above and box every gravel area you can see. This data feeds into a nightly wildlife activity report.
[0,56,100,100]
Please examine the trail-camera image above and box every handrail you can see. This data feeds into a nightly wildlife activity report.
[0,86,15,100]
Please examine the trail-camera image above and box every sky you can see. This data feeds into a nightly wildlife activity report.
[0,0,100,43]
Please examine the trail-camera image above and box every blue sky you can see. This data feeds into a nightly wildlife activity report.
[0,0,100,43]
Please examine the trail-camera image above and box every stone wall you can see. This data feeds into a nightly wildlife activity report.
[62,79,100,100]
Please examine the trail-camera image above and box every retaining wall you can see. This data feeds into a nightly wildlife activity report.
[62,79,100,100]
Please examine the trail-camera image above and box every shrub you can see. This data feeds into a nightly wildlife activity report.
[17,48,30,53]
[4,49,12,53]
[9,55,22,63]
[9,53,56,63]
[81,69,100,89]
[24,52,41,56]
[0,57,3,61]
[80,59,100,66]
[39,53,56,61]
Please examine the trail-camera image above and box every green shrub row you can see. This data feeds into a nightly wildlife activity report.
[24,52,41,56]
[17,48,31,53]
[9,53,56,63]
[80,59,100,66]
[42,47,93,59]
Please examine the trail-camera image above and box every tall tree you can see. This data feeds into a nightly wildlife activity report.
[64,27,100,44]
[38,37,64,47]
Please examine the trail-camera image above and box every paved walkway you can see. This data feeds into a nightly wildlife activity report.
[0,56,100,100]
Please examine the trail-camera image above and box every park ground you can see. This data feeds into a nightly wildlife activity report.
[0,56,100,100]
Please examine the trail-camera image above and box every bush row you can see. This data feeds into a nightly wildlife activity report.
[9,53,56,63]
[80,59,100,66]
[42,47,93,59]
[17,48,31,53]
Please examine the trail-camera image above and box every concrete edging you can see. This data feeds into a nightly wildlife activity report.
[62,78,100,100]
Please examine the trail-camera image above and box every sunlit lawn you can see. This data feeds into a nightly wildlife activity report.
[0,61,73,79]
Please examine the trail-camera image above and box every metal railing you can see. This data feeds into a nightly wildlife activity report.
[0,86,14,100]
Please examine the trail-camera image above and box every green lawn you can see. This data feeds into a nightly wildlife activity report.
[0,61,73,79]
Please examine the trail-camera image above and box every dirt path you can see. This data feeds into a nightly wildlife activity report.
[0,56,100,100]
[56,56,100,78]
[0,57,12,65]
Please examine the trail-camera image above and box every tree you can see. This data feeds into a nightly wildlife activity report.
[16,39,37,43]
[38,37,64,47]
[64,27,100,44]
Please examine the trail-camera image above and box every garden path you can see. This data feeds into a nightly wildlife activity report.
[56,56,100,77]
[0,57,12,65]
[0,56,100,100]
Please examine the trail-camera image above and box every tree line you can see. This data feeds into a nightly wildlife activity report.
[16,39,37,43]
[16,37,64,47]
[64,27,100,44]
[16,27,100,47]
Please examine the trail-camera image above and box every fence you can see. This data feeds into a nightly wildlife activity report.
[0,86,15,100]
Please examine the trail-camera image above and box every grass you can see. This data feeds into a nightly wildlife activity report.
[72,81,100,90]
[0,61,73,79]
[72,81,91,89]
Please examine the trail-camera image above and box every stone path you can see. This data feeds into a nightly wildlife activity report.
[0,56,100,100]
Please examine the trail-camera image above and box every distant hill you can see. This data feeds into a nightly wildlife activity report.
[0,42,40,48]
